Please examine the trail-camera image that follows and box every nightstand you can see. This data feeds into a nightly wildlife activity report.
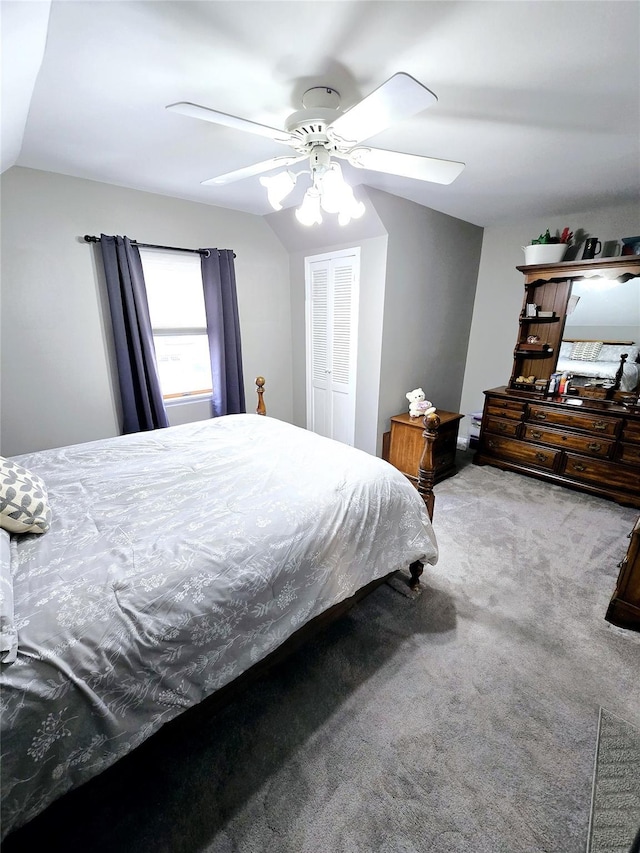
[385,410,464,486]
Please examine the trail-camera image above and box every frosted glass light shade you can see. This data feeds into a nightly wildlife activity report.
[295,189,323,226]
[259,170,297,210]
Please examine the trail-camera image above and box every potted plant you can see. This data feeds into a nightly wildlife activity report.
[523,227,573,265]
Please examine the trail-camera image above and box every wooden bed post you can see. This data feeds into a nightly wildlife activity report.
[417,411,440,521]
[408,411,440,590]
[255,376,266,415]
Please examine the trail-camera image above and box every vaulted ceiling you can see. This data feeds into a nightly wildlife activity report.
[2,0,638,226]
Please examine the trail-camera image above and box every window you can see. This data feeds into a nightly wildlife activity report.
[140,249,213,401]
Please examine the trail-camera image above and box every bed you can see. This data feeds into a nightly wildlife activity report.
[0,396,439,839]
[556,340,640,392]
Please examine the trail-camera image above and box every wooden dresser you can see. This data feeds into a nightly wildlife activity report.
[606,515,640,631]
[386,410,463,486]
[474,387,640,508]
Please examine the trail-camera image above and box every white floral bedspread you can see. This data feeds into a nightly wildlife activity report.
[0,415,437,837]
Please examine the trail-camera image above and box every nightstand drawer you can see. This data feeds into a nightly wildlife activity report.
[522,424,614,458]
[482,434,558,470]
[563,454,636,491]
[528,405,620,437]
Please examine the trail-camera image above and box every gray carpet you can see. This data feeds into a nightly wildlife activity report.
[587,708,640,853]
[4,453,640,853]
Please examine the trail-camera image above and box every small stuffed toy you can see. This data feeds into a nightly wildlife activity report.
[406,388,436,419]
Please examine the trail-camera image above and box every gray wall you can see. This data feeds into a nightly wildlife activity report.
[459,200,640,435]
[369,189,483,446]
[1,166,292,455]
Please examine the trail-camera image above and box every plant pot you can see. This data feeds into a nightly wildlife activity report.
[522,243,567,265]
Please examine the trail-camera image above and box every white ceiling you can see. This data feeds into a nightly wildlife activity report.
[2,0,639,227]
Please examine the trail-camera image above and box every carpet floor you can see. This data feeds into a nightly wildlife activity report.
[4,453,640,852]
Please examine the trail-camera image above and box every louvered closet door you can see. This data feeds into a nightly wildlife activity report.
[305,251,359,446]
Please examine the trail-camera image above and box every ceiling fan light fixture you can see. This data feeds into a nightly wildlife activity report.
[259,170,297,210]
[295,188,323,227]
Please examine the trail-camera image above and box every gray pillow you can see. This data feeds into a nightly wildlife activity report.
[0,456,52,534]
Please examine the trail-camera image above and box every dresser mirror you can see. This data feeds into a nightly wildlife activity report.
[557,276,640,393]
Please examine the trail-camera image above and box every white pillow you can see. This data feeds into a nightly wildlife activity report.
[570,341,603,361]
[0,456,52,534]
[597,344,638,363]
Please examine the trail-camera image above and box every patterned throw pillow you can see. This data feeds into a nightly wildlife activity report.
[0,457,52,534]
[570,341,603,361]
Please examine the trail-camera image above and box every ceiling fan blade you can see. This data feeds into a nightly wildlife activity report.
[201,154,306,186]
[166,102,294,144]
[328,73,437,146]
[346,147,465,185]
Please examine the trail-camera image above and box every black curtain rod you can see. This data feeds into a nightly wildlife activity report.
[83,235,235,258]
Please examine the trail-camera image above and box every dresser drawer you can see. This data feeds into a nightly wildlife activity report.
[522,424,614,458]
[622,421,640,444]
[482,434,558,470]
[528,405,620,437]
[485,416,520,437]
[486,404,525,421]
[617,443,640,467]
[563,454,637,491]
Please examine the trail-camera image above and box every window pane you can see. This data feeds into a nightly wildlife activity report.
[141,249,207,331]
[153,335,213,398]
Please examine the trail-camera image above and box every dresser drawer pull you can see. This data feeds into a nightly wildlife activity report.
[534,413,547,420]
[530,430,543,439]
[592,421,607,431]
[572,462,587,472]
[534,452,548,463]
[497,422,508,431]
[487,439,496,449]
[587,442,602,452]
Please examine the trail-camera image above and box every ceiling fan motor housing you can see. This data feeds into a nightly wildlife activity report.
[285,88,344,154]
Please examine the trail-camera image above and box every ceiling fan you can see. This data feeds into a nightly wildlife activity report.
[167,73,465,225]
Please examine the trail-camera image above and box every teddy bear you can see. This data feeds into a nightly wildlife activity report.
[406,388,436,419]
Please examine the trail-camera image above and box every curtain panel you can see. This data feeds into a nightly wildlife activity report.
[99,235,169,434]
[201,249,246,416]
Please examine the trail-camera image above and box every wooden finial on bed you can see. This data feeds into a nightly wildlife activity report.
[256,376,266,415]
[416,411,440,522]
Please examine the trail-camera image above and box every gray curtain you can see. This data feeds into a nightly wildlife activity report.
[100,235,169,434]
[201,249,246,416]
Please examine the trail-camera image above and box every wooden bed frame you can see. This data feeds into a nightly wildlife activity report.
[253,377,440,590]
